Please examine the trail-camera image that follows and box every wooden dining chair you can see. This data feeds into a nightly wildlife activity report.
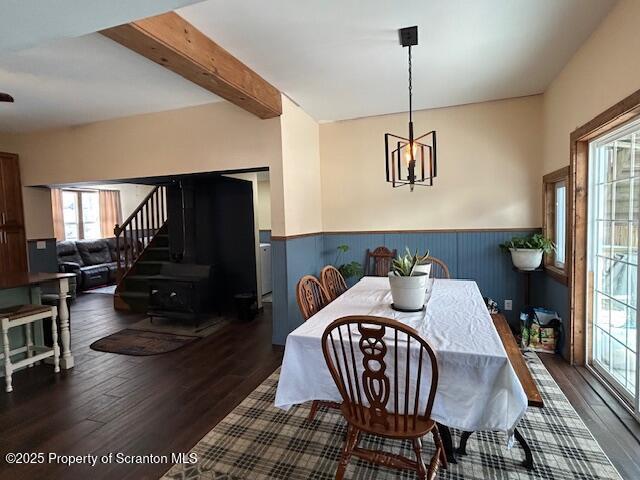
[426,256,450,279]
[296,275,331,320]
[322,315,446,480]
[296,275,338,421]
[320,265,348,301]
[364,246,397,277]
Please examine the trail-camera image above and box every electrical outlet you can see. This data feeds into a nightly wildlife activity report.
[504,299,513,311]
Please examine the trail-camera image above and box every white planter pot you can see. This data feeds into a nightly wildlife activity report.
[509,248,543,271]
[413,264,431,277]
[388,272,427,310]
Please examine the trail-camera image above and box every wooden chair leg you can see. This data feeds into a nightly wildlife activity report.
[335,425,359,480]
[412,437,427,480]
[433,424,448,470]
[308,400,320,421]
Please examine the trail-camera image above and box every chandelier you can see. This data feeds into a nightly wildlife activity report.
[385,26,437,191]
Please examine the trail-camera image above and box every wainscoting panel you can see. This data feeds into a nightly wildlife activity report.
[270,239,288,345]
[271,234,324,345]
[323,233,386,274]
[457,230,536,324]
[270,229,568,345]
[381,232,459,278]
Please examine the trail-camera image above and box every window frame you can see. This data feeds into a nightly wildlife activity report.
[543,166,571,285]
[61,189,101,240]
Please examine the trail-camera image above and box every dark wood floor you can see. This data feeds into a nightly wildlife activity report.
[541,354,640,480]
[0,293,283,480]
[2,295,639,479]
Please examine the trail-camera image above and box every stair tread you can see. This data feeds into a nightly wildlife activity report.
[118,291,148,299]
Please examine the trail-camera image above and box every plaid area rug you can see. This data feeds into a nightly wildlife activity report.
[162,354,621,479]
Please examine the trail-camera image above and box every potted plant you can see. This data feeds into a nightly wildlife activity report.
[499,234,555,271]
[334,244,363,282]
[388,248,429,311]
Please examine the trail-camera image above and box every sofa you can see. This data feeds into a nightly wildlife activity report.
[56,238,134,292]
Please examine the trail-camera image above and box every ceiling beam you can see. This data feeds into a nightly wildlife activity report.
[101,12,282,119]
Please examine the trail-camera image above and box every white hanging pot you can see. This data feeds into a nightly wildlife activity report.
[509,248,543,271]
[388,272,427,310]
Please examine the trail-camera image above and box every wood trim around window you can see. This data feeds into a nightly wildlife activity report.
[569,87,640,366]
[543,166,570,286]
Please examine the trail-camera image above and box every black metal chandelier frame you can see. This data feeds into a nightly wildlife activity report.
[385,26,437,190]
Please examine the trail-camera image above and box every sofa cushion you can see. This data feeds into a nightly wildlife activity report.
[76,239,112,265]
[80,264,110,289]
[56,241,84,266]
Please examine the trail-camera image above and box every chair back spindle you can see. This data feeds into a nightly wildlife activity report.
[296,275,331,320]
[365,247,397,277]
[426,257,450,279]
[320,265,348,301]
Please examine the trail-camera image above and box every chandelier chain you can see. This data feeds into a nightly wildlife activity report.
[408,45,413,124]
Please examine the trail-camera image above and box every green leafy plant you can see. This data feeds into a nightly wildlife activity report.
[499,233,555,254]
[334,244,363,280]
[391,248,430,276]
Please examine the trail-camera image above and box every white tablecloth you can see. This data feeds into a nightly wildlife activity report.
[275,277,528,435]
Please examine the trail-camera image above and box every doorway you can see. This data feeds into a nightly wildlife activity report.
[587,117,640,418]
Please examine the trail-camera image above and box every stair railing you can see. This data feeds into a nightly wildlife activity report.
[114,185,167,282]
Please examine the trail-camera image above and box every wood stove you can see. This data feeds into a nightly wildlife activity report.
[148,263,213,325]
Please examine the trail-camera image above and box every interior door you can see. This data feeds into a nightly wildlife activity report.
[0,153,25,227]
[588,119,640,418]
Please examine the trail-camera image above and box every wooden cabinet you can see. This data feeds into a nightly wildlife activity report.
[0,152,27,273]
[0,153,25,227]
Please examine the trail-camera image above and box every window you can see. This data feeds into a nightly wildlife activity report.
[62,190,101,240]
[543,166,570,283]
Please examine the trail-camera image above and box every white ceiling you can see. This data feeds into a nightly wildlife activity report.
[0,0,618,132]
[179,0,617,122]
[0,0,204,53]
[0,34,220,133]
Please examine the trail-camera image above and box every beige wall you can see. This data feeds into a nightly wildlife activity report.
[274,96,323,236]
[89,183,155,221]
[22,187,54,239]
[543,0,640,174]
[257,179,271,230]
[15,101,281,186]
[320,95,544,231]
[5,101,283,239]
[1,134,54,239]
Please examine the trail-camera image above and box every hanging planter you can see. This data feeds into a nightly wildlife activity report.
[499,234,555,271]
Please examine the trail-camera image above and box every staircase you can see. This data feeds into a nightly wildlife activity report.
[114,186,169,312]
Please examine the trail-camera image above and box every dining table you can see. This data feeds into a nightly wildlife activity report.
[274,276,528,460]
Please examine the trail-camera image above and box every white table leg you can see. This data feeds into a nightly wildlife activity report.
[51,306,60,373]
[1,320,13,392]
[56,278,74,370]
